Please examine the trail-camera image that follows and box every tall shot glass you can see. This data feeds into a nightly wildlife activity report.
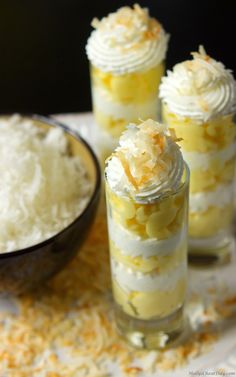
[105,164,189,349]
[163,106,236,265]
[159,48,236,265]
[86,5,169,162]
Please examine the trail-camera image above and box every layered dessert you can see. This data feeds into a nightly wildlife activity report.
[105,119,189,348]
[160,47,236,261]
[86,4,169,140]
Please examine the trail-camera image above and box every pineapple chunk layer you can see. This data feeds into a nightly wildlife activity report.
[107,186,186,239]
[112,278,186,319]
[189,204,233,238]
[93,109,136,138]
[190,157,235,193]
[91,63,164,104]
[162,105,236,153]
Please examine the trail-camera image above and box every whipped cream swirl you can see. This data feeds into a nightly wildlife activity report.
[159,46,236,121]
[86,4,169,75]
[105,119,184,202]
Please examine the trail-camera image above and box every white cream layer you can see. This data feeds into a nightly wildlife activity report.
[189,229,231,248]
[92,86,158,121]
[111,258,187,292]
[108,217,186,258]
[182,142,236,171]
[190,183,234,213]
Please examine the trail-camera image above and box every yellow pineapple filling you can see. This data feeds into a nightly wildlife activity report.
[106,185,186,239]
[189,157,235,193]
[162,105,236,153]
[93,110,135,138]
[112,278,186,320]
[189,205,234,238]
[91,63,164,104]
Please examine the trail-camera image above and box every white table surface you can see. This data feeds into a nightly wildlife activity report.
[0,112,236,376]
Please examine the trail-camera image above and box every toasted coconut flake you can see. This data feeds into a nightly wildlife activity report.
[91,17,100,28]
[223,295,236,306]
[90,4,161,46]
[106,119,184,198]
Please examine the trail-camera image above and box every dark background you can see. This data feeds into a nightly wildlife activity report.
[0,0,235,115]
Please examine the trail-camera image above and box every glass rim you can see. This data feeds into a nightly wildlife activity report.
[89,61,166,76]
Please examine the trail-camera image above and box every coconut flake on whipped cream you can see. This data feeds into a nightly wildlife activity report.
[159,46,236,121]
[105,119,184,202]
[86,4,169,75]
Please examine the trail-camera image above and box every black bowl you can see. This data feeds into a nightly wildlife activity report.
[0,114,101,294]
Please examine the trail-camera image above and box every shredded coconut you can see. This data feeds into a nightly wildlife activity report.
[0,115,92,253]
[105,119,184,202]
[91,4,161,47]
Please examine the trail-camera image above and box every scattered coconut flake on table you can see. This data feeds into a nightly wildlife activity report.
[0,114,92,253]
[0,210,236,377]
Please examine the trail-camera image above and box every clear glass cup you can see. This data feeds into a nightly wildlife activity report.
[90,62,164,141]
[162,104,236,265]
[105,164,189,349]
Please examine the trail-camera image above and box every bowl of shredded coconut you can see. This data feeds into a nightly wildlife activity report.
[0,114,101,293]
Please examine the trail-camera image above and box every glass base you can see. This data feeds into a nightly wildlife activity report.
[188,232,233,267]
[115,304,185,350]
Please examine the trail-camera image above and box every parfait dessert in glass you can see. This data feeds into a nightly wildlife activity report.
[86,4,169,158]
[160,47,236,264]
[105,119,189,349]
